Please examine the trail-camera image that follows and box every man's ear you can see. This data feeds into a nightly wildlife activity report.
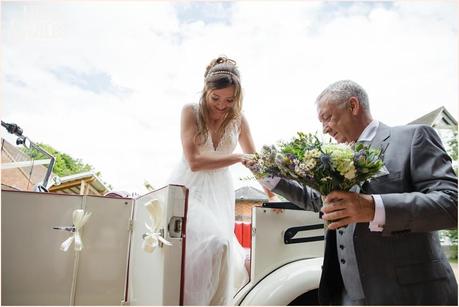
[348,97,360,115]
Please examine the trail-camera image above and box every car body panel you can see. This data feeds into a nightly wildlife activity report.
[1,185,187,306]
[239,257,323,305]
[233,206,324,305]
[1,187,323,306]
[127,185,187,306]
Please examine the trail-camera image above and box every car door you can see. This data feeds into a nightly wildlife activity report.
[2,190,81,305]
[1,190,133,306]
[2,185,188,306]
[127,184,188,306]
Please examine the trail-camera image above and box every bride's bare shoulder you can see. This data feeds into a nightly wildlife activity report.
[181,103,194,113]
[181,103,198,115]
[181,104,199,128]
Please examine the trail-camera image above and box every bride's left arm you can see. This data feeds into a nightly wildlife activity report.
[238,114,256,155]
[239,114,277,201]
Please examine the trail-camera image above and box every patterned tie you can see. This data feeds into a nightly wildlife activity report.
[357,140,371,193]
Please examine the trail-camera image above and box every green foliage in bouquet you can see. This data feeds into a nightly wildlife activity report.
[250,132,384,195]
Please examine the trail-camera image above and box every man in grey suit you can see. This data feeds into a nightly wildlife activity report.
[255,80,458,305]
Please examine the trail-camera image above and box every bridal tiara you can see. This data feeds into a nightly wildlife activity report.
[206,70,239,79]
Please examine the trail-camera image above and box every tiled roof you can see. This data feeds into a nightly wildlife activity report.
[408,106,457,128]
[235,186,268,201]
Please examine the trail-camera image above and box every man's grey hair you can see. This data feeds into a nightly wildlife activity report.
[315,80,370,111]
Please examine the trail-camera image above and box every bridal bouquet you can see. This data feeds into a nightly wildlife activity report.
[249,132,385,195]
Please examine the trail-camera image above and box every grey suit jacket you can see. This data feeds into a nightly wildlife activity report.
[273,123,458,305]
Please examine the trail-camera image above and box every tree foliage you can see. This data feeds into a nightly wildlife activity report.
[445,130,458,248]
[23,143,93,177]
[447,130,458,161]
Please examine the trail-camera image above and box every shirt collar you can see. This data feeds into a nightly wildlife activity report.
[358,120,379,142]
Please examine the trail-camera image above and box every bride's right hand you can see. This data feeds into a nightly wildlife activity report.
[241,153,255,161]
[240,154,257,171]
[236,153,251,163]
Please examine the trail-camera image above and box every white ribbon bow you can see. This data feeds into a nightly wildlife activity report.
[60,209,92,252]
[142,199,172,253]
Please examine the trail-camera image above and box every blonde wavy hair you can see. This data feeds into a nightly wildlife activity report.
[195,56,243,145]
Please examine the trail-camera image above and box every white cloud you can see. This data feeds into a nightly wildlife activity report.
[2,1,457,194]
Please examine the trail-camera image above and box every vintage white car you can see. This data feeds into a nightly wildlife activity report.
[2,185,324,306]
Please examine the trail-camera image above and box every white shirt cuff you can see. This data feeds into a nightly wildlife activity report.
[259,176,281,191]
[369,194,385,232]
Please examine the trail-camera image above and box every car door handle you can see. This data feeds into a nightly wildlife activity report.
[52,225,76,233]
[284,224,324,244]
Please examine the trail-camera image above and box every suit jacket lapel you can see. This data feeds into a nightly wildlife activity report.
[370,122,391,158]
[362,122,391,194]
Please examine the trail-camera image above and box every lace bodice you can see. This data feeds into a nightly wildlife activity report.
[192,104,241,154]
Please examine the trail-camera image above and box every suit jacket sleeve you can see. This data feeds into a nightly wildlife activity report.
[272,178,323,212]
[381,125,458,235]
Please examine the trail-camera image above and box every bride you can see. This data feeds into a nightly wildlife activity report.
[168,56,272,305]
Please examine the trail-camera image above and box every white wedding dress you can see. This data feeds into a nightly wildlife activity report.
[167,104,249,305]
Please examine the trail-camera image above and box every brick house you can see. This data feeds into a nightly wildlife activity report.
[1,138,49,191]
[235,186,269,222]
[1,138,109,196]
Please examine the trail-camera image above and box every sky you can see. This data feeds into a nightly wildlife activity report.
[2,0,458,195]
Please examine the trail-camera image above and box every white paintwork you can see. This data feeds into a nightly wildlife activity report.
[1,190,133,305]
[127,185,186,306]
[74,194,133,305]
[1,185,186,306]
[240,257,323,305]
[251,207,324,283]
[233,207,324,306]
[2,191,80,305]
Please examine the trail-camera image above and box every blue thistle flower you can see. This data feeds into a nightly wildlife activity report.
[319,153,332,172]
